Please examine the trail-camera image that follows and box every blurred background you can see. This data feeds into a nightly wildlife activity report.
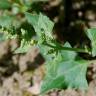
[0,0,96,96]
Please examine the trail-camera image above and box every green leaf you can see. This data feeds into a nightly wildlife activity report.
[41,59,88,93]
[36,13,54,38]
[41,43,88,93]
[87,28,96,56]
[58,60,88,90]
[0,0,11,9]
[0,16,13,28]
[25,12,54,43]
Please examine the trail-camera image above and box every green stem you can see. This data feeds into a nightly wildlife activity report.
[44,42,90,53]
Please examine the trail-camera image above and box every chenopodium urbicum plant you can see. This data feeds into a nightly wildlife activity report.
[1,12,96,94]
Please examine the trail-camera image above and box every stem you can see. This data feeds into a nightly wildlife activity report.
[44,42,90,53]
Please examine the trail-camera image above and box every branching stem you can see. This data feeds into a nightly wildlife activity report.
[44,42,91,54]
